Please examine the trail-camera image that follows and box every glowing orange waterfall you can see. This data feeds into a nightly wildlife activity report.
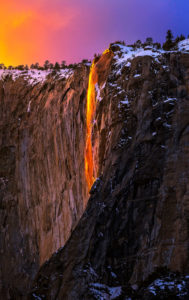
[85,49,113,191]
[85,61,97,190]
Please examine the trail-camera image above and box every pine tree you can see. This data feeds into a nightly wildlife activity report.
[175,34,185,44]
[145,37,153,45]
[49,63,54,69]
[81,59,89,64]
[166,30,173,41]
[33,62,39,69]
[61,60,66,69]
[54,62,60,70]
[44,60,50,70]
[163,30,174,50]
[179,34,185,41]
[16,65,25,70]
[0,63,5,69]
[136,40,142,47]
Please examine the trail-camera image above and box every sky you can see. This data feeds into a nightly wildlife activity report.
[0,0,189,66]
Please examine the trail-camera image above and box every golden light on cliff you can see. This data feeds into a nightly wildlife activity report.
[85,61,97,190]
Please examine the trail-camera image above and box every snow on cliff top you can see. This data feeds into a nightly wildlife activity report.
[113,44,164,67]
[0,68,73,86]
[178,38,189,52]
[0,39,189,86]
[113,38,189,67]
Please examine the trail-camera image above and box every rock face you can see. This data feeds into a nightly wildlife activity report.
[0,40,189,299]
[29,43,189,299]
[0,66,89,298]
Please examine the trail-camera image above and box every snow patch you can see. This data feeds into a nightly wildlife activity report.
[27,101,31,112]
[114,44,164,68]
[0,68,73,86]
[163,122,171,128]
[90,283,122,300]
[58,68,74,80]
[98,232,104,238]
[109,286,122,299]
[95,82,106,102]
[83,265,98,279]
[32,294,42,300]
[111,272,117,279]
[120,97,129,105]
[95,84,102,102]
[164,97,177,103]
[126,61,131,67]
[112,40,189,75]
[147,276,189,297]
[148,286,156,295]
[178,39,189,52]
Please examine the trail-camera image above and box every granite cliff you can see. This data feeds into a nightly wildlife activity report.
[0,65,89,298]
[0,39,189,299]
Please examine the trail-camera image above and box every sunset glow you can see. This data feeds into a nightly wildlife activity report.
[0,1,78,66]
[0,0,188,66]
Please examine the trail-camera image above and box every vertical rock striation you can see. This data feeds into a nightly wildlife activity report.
[0,66,89,298]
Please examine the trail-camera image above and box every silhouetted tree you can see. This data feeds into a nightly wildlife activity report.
[145,37,153,45]
[94,53,101,63]
[44,60,50,70]
[175,34,185,44]
[0,63,6,69]
[68,63,77,69]
[49,63,54,69]
[179,34,185,41]
[54,62,60,70]
[114,40,125,45]
[38,65,44,70]
[135,40,142,47]
[163,30,174,50]
[30,62,40,69]
[167,30,173,40]
[61,60,66,69]
[152,42,161,49]
[81,59,90,64]
[16,65,25,70]
[34,62,39,69]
